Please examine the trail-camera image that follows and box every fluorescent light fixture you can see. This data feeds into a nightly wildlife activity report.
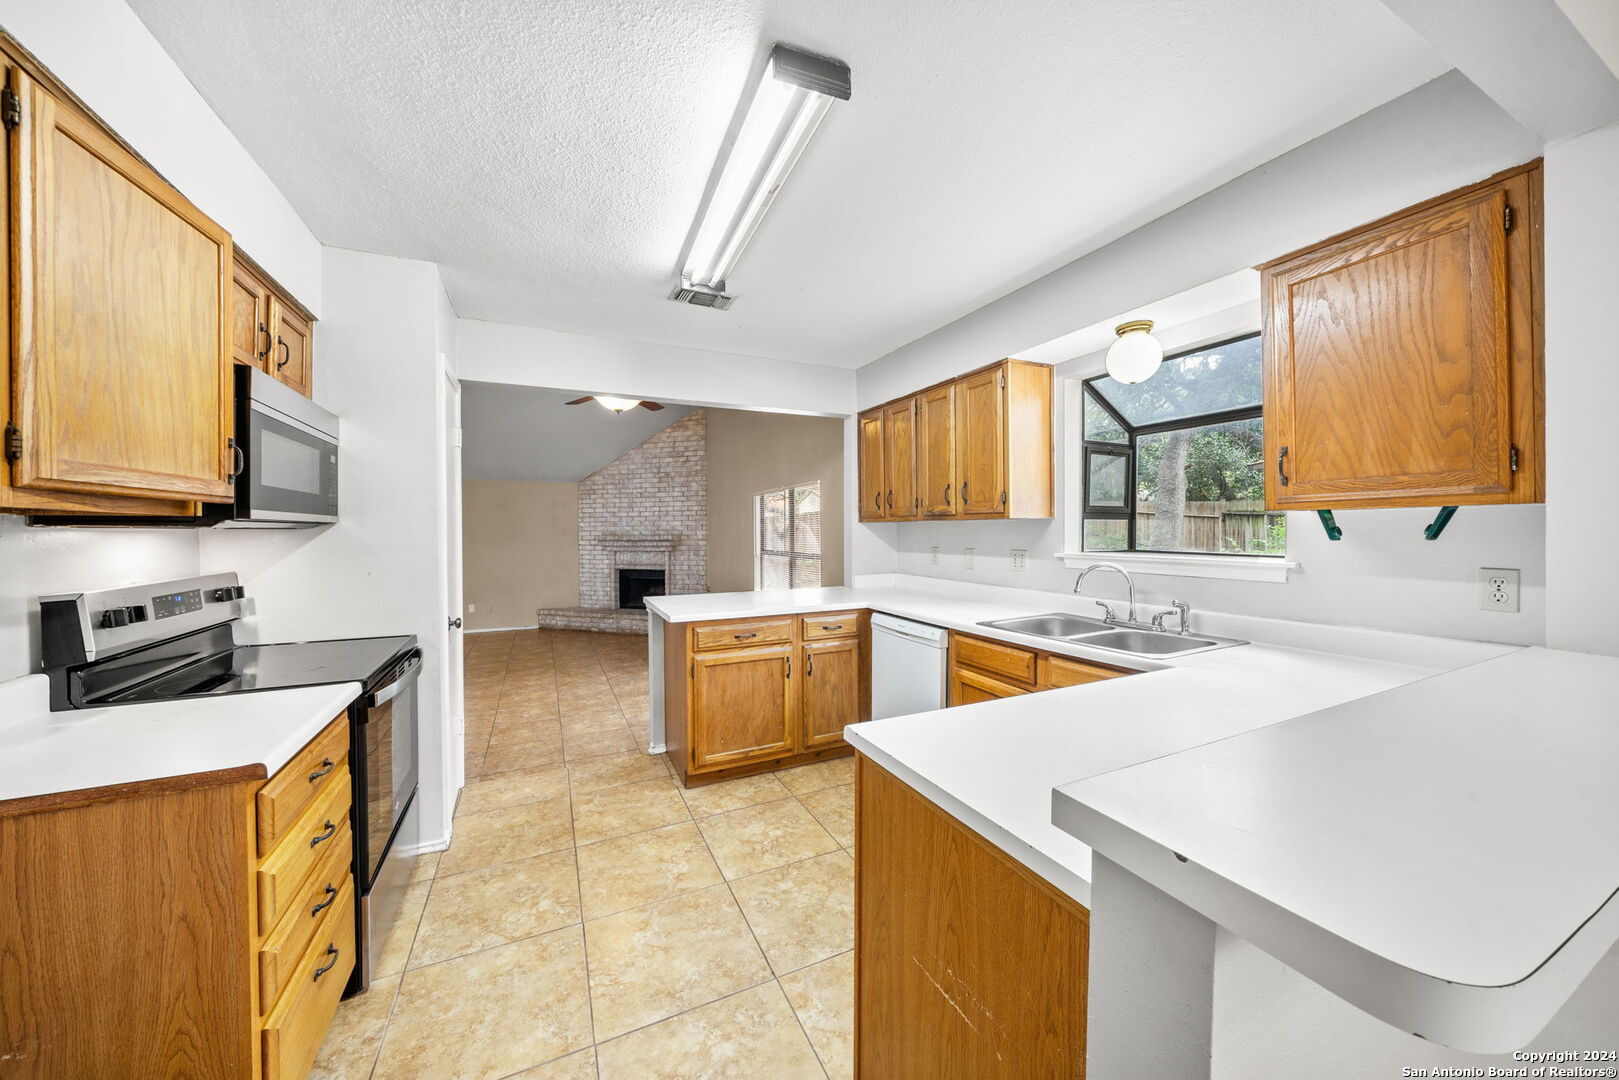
[679,44,851,299]
[595,396,642,413]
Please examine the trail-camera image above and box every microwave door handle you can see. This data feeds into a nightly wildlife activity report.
[367,654,422,707]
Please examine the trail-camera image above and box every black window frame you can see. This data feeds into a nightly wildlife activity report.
[1080,332,1279,557]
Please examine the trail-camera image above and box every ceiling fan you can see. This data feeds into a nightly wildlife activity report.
[565,395,666,414]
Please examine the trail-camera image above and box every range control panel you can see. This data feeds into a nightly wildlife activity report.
[151,588,205,620]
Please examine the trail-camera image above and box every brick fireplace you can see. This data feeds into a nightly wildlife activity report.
[535,412,706,633]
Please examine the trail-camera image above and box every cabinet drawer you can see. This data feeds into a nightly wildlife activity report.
[258,771,351,936]
[258,715,349,857]
[1041,655,1133,689]
[953,666,1031,706]
[261,877,356,1080]
[259,838,352,1013]
[692,617,793,651]
[801,612,860,641]
[953,634,1036,685]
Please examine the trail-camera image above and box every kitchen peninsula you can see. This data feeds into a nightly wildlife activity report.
[646,577,1618,1076]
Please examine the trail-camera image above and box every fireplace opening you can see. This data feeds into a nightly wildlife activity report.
[617,568,666,610]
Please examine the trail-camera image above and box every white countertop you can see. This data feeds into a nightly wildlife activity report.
[0,673,361,802]
[651,578,1618,1049]
[1052,646,1619,1052]
[650,580,1513,907]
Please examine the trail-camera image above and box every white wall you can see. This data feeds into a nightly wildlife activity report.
[201,248,455,844]
[854,72,1552,646]
[0,0,321,309]
[0,520,200,679]
[855,72,1539,409]
[1543,119,1619,656]
[0,0,323,681]
[889,306,1548,645]
[457,318,857,418]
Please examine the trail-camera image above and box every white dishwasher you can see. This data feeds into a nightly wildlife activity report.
[870,613,949,720]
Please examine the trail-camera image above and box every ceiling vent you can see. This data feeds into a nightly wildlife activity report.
[669,281,734,310]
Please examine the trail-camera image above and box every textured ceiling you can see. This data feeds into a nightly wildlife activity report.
[129,0,1447,368]
[460,383,695,482]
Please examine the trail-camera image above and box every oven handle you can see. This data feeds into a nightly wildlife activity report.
[366,650,423,708]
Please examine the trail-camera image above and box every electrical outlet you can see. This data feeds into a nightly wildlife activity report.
[467,603,476,613]
[930,545,940,566]
[1479,568,1520,612]
[964,547,976,570]
[1010,549,1028,572]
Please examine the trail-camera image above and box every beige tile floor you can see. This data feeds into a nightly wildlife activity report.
[312,628,856,1080]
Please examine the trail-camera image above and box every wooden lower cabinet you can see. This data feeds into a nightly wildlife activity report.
[855,757,1090,1077]
[949,630,1137,705]
[666,612,868,785]
[690,644,796,771]
[802,637,862,748]
[0,713,355,1079]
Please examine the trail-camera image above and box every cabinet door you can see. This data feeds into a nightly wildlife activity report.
[858,411,887,521]
[270,300,313,398]
[956,367,1006,515]
[951,665,1029,706]
[1264,184,1514,508]
[883,398,918,519]
[231,262,272,372]
[10,68,233,502]
[918,382,957,517]
[691,645,795,771]
[802,638,862,749]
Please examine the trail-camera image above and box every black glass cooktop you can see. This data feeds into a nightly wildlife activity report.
[105,635,416,703]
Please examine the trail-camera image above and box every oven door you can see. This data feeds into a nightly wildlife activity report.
[354,649,422,892]
[241,398,340,525]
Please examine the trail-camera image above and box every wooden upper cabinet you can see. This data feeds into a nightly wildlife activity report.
[956,367,1006,515]
[9,67,233,503]
[918,382,956,517]
[230,262,272,372]
[1262,161,1543,510]
[857,360,1052,523]
[858,410,887,521]
[269,299,313,397]
[690,644,796,772]
[801,637,862,750]
[883,397,918,520]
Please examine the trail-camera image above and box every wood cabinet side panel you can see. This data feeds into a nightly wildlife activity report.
[0,784,257,1079]
[664,624,693,784]
[1005,360,1054,518]
[855,758,1088,1078]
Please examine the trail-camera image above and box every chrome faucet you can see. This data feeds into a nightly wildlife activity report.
[1152,600,1192,635]
[1073,563,1136,625]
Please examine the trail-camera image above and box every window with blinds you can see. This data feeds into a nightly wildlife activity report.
[755,482,822,590]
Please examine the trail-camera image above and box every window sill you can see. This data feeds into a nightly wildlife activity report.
[1055,551,1298,583]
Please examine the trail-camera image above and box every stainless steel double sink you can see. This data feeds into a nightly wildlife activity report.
[975,613,1246,659]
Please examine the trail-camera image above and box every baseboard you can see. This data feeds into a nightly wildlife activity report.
[465,623,540,634]
[397,836,452,856]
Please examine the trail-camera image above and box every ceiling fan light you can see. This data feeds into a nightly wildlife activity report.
[1105,320,1163,384]
[595,395,641,413]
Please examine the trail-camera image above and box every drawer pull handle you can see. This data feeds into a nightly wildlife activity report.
[311,883,338,916]
[310,820,337,848]
[820,624,843,631]
[276,337,292,370]
[312,944,340,981]
[734,632,757,639]
[308,758,336,783]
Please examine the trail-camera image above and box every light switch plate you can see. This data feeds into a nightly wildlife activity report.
[964,547,976,570]
[1479,568,1520,612]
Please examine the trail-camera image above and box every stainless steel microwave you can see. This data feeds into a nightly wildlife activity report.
[28,366,339,529]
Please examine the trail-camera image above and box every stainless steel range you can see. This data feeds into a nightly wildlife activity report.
[39,571,419,997]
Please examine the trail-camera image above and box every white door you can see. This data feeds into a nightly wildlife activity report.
[443,367,466,795]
